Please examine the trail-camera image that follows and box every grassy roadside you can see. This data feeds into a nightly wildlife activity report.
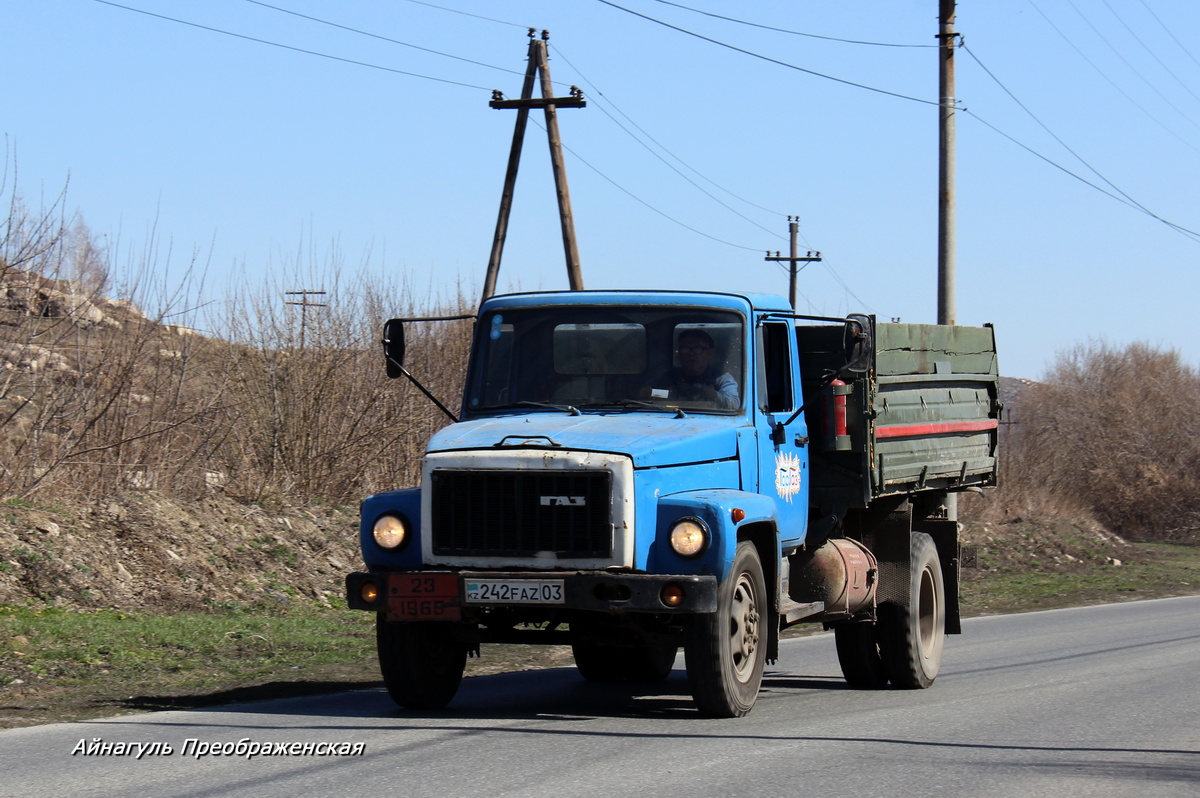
[961,541,1199,615]
[2,541,1197,730]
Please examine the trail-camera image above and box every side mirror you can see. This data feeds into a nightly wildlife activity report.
[383,318,405,378]
[842,313,873,374]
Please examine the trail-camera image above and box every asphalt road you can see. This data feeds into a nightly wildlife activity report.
[2,596,1197,798]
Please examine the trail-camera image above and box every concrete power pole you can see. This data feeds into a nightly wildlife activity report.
[764,217,821,310]
[938,0,957,327]
[482,30,586,304]
[938,1,958,522]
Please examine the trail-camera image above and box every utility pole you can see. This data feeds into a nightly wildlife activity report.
[937,0,958,523]
[284,290,326,350]
[938,0,957,327]
[482,29,586,304]
[764,216,821,310]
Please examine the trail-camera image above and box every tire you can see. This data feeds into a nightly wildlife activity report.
[572,641,677,682]
[571,642,625,682]
[376,615,467,709]
[833,622,888,689]
[623,642,678,682]
[685,541,767,717]
[877,531,945,689]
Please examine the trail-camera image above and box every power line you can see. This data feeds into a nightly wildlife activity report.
[1135,0,1200,72]
[1061,0,1200,136]
[820,258,873,312]
[961,43,1200,243]
[961,106,1200,243]
[549,44,788,241]
[592,0,938,106]
[646,0,936,48]
[530,117,762,252]
[239,0,527,79]
[1101,0,1200,107]
[400,0,529,30]
[551,42,792,218]
[1026,0,1200,156]
[962,45,1144,217]
[92,0,496,92]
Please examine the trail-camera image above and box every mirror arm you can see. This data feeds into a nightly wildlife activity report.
[387,355,459,424]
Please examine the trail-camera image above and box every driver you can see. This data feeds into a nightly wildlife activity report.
[650,329,739,409]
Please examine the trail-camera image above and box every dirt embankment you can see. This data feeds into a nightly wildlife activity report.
[0,493,362,612]
[962,516,1136,575]
[0,489,1143,614]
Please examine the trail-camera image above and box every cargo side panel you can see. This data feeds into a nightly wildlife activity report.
[797,320,999,528]
[869,323,999,498]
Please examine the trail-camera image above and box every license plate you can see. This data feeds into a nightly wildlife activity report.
[387,573,461,620]
[464,579,565,604]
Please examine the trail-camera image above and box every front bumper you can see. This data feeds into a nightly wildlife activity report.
[346,570,718,619]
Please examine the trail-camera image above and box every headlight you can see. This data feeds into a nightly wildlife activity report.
[372,513,409,550]
[669,517,708,558]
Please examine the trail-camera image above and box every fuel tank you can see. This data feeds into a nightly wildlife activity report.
[789,537,878,618]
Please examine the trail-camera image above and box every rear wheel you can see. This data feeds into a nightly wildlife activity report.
[571,642,624,682]
[877,531,945,689]
[376,616,467,709]
[623,642,678,682]
[685,541,767,717]
[573,639,677,682]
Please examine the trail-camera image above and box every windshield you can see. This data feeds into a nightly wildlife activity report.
[466,305,745,414]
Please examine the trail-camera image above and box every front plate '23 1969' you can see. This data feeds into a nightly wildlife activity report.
[386,573,461,620]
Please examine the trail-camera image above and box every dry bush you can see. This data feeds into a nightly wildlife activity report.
[1,179,474,504]
[0,184,210,497]
[212,269,473,503]
[1,265,227,497]
[990,342,1200,542]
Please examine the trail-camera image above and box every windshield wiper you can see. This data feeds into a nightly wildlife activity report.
[514,400,581,416]
[577,400,687,418]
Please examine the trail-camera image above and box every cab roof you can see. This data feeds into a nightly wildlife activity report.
[481,289,793,315]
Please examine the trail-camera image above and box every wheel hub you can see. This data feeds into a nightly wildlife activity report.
[729,573,760,681]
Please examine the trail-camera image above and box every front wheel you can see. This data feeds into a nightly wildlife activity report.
[877,531,945,689]
[685,541,767,717]
[376,616,467,709]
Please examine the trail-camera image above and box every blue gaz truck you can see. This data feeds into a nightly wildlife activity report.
[346,289,1000,717]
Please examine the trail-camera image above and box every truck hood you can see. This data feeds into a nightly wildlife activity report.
[428,412,741,469]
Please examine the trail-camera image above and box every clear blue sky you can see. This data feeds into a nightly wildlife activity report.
[7,1,1200,379]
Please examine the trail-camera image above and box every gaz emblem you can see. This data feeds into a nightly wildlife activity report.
[540,496,586,506]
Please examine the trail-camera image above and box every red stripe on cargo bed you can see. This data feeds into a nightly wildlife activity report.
[875,419,999,439]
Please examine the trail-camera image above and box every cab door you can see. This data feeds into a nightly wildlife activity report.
[755,319,809,547]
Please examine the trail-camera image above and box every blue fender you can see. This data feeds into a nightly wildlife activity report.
[651,489,780,582]
[360,488,422,570]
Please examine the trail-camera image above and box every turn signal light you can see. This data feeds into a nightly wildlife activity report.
[660,583,685,607]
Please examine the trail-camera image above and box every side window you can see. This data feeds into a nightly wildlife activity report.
[760,322,793,413]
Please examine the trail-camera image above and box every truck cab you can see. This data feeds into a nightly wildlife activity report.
[347,289,1000,717]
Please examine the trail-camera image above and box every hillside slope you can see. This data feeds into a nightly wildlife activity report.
[1,493,360,611]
